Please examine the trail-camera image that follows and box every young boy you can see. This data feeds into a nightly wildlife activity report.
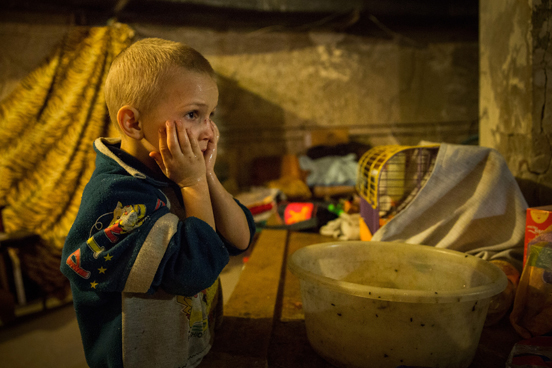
[60,38,255,368]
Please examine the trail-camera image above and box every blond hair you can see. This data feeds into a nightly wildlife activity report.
[104,38,215,125]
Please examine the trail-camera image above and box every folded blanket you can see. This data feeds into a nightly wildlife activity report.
[372,143,528,268]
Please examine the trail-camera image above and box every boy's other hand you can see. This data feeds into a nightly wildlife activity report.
[204,120,220,175]
[149,120,206,188]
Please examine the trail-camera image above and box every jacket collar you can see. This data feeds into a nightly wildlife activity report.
[94,137,170,188]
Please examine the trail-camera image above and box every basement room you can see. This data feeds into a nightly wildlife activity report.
[0,0,551,367]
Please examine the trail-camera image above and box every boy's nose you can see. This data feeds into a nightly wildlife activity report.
[199,118,214,141]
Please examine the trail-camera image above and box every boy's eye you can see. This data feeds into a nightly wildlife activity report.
[185,111,198,119]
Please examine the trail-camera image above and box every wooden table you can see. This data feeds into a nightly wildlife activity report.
[201,229,522,368]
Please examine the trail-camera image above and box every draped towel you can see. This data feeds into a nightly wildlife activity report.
[0,23,134,252]
[372,143,528,268]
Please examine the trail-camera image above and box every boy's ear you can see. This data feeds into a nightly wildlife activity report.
[117,105,143,140]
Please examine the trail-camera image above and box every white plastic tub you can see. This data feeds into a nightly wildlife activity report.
[288,241,507,368]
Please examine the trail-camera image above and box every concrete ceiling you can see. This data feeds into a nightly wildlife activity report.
[0,0,478,40]
[1,0,478,15]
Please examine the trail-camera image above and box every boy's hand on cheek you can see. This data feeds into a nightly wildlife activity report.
[149,120,206,188]
[204,120,220,175]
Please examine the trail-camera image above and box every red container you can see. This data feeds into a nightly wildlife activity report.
[524,205,552,266]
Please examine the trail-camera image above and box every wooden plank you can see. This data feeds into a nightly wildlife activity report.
[202,229,288,368]
[224,229,288,318]
[281,232,336,321]
[201,317,274,368]
[470,317,521,368]
[269,232,340,368]
[268,319,335,368]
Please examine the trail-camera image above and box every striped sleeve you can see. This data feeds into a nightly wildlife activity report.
[123,213,179,293]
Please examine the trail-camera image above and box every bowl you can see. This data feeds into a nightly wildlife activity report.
[288,241,507,368]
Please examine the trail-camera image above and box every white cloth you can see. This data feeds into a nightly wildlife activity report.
[299,154,358,186]
[371,143,528,268]
[320,213,361,241]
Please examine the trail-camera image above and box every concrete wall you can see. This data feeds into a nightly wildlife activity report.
[0,19,479,188]
[125,23,480,187]
[480,0,552,206]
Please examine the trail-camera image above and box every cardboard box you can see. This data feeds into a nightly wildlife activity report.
[524,205,552,266]
[304,128,349,148]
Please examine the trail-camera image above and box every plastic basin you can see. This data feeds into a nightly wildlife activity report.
[288,241,507,368]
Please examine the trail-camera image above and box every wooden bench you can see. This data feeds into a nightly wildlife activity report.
[200,229,289,367]
[202,228,522,368]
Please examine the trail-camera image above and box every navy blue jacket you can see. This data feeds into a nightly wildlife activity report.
[61,138,255,368]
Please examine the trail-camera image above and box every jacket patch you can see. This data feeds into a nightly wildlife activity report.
[66,249,91,279]
[86,202,147,258]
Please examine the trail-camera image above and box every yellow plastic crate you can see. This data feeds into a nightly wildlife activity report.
[356,144,440,234]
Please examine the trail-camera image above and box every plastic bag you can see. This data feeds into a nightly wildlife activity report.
[510,242,552,338]
[485,260,520,326]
